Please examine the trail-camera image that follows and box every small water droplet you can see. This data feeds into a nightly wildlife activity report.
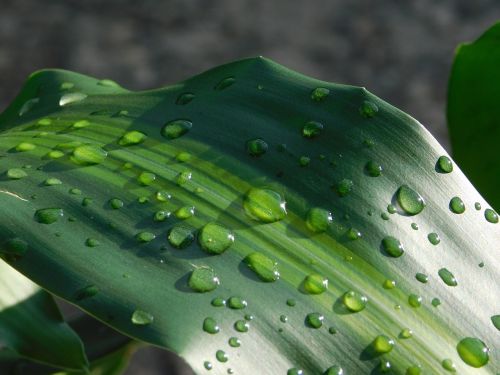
[438,268,457,286]
[59,92,88,106]
[346,228,362,240]
[7,168,27,179]
[109,198,124,209]
[155,191,171,202]
[298,155,310,167]
[34,208,63,224]
[380,360,391,372]
[71,145,107,165]
[287,368,303,375]
[415,273,428,283]
[359,100,378,118]
[47,150,65,159]
[198,222,234,255]
[227,296,247,310]
[381,236,404,257]
[97,79,120,87]
[383,279,396,289]
[136,232,156,243]
[334,179,353,197]
[484,208,498,223]
[203,317,220,334]
[43,178,62,186]
[214,77,235,90]
[131,310,154,325]
[188,267,220,293]
[405,365,421,375]
[411,222,419,230]
[302,274,328,294]
[396,185,425,215]
[432,298,441,307]
[175,206,195,219]
[204,361,213,370]
[15,142,36,152]
[437,156,453,173]
[175,152,191,162]
[286,299,296,307]
[324,365,343,375]
[228,337,241,347]
[342,290,368,312]
[85,238,100,247]
[243,188,286,223]
[372,335,394,353]
[118,130,147,146]
[399,328,413,339]
[72,119,90,129]
[161,119,192,139]
[306,312,324,328]
[381,212,390,220]
[408,294,422,308]
[75,285,99,301]
[1,238,28,256]
[176,171,192,186]
[168,225,195,249]
[234,319,249,333]
[474,202,481,210]
[82,197,93,206]
[302,120,324,138]
[244,252,280,282]
[427,232,440,245]
[310,87,330,101]
[457,337,490,368]
[211,297,226,307]
[246,138,268,157]
[176,92,195,105]
[280,314,288,323]
[215,350,228,363]
[365,161,383,177]
[449,196,465,214]
[441,359,456,372]
[153,210,170,222]
[138,172,156,186]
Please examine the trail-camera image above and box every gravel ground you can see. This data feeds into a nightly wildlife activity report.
[1,1,499,374]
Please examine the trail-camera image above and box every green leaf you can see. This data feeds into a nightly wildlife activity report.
[0,57,499,374]
[0,260,88,371]
[448,21,500,211]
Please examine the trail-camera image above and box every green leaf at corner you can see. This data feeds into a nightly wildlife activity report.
[0,260,88,371]
[448,21,500,211]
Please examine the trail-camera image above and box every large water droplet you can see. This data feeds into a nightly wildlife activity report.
[216,350,228,363]
[381,236,404,257]
[449,196,465,214]
[244,252,280,282]
[306,208,333,233]
[396,185,425,215]
[484,208,498,223]
[118,130,147,146]
[408,294,422,308]
[234,319,249,333]
[85,238,100,247]
[59,93,88,106]
[372,335,394,353]
[15,142,36,152]
[168,225,195,249]
[437,156,453,173]
[188,266,220,292]
[243,188,286,223]
[303,274,328,294]
[406,366,421,375]
[198,222,234,254]
[306,312,324,328]
[203,317,220,334]
[302,121,324,138]
[246,138,268,157]
[438,268,457,286]
[71,145,107,165]
[342,290,367,312]
[456,337,489,368]
[34,208,63,224]
[310,87,330,102]
[161,119,192,139]
[131,310,154,325]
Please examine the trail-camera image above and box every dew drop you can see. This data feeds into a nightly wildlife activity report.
[324,365,343,375]
[136,232,156,243]
[311,87,330,101]
[1,238,28,256]
[334,179,353,197]
[75,285,99,301]
[118,130,147,146]
[438,268,457,287]
[346,228,362,240]
[306,207,333,233]
[216,350,228,363]
[244,252,280,282]
[484,208,498,223]
[227,296,247,310]
[44,178,62,186]
[82,197,92,206]
[405,365,421,375]
[161,119,192,139]
[441,359,456,372]
[214,77,235,90]
[342,290,368,312]
[168,225,195,249]
[306,312,324,328]
[246,138,268,157]
[396,185,425,215]
[7,168,27,179]
[155,191,171,202]
[199,222,234,255]
[427,232,440,245]
[490,315,500,330]
[287,368,303,375]
[372,335,394,353]
[381,213,390,221]
[302,120,324,138]
[72,119,90,129]
[85,238,100,247]
[432,298,441,307]
[71,145,107,165]
[437,156,453,173]
[189,267,220,293]
[234,319,249,333]
[449,197,465,214]
[415,273,428,283]
[243,188,286,223]
[176,92,195,105]
[381,236,404,257]
[475,202,482,210]
[34,208,63,224]
[399,328,413,339]
[383,279,396,289]
[211,297,226,307]
[109,198,124,209]
[408,294,422,308]
[175,206,195,219]
[299,155,310,167]
[365,161,383,177]
[59,92,88,106]
[175,151,191,162]
[131,310,154,325]
[387,204,397,214]
[359,100,378,118]
[153,210,170,222]
[15,142,36,152]
[176,171,192,186]
[411,222,419,230]
[47,150,65,159]
[303,274,328,294]
[204,361,212,370]
[280,314,288,323]
[97,79,120,87]
[138,172,156,186]
[203,317,220,334]
[286,299,296,307]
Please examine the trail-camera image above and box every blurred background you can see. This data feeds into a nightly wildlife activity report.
[1,0,498,373]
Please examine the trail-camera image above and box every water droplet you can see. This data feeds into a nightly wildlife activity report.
[280,314,288,323]
[228,337,241,347]
[15,142,36,152]
[138,172,156,186]
[244,252,280,282]
[346,228,362,240]
[365,161,382,177]
[381,236,404,257]
[324,365,343,375]
[227,296,247,310]
[168,225,195,249]
[334,179,353,197]
[243,188,286,223]
[1,238,28,256]
[109,198,124,209]
[408,294,422,308]
[155,191,171,202]
[44,178,62,186]
[400,328,413,339]
[484,208,498,223]
[396,185,425,215]
[286,299,296,307]
[437,156,453,173]
[97,79,120,87]
[474,202,482,210]
[19,98,39,116]
[411,222,419,230]
[47,150,65,159]
[75,285,99,301]
[380,360,391,372]
[71,145,107,165]
[234,319,249,332]
[176,171,192,186]
[359,101,378,118]
[342,290,368,312]
[59,92,88,106]
[161,119,192,139]
[287,368,303,375]
[153,210,170,222]
[118,130,147,146]
[438,268,457,286]
[82,197,92,206]
[306,312,324,328]
[298,156,310,167]
[131,310,154,325]
[387,204,396,214]
[432,298,441,307]
[427,232,440,245]
[302,120,324,138]
[310,87,330,102]
[176,92,195,105]
[303,274,328,294]
[85,238,100,247]
[204,361,212,370]
[175,206,195,219]
[489,315,500,331]
[381,212,390,220]
[405,365,421,375]
[34,208,63,224]
[383,279,396,289]
[449,197,465,214]
[188,267,219,293]
[415,273,428,283]
[198,222,234,255]
[7,168,27,179]
[441,359,456,372]
[203,317,220,334]
[211,297,226,307]
[457,337,489,368]
[306,207,333,233]
[246,138,268,156]
[216,350,228,363]
[136,232,156,243]
[175,152,191,162]
[244,314,253,321]
[214,77,235,90]
[72,119,90,129]
[372,335,394,353]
